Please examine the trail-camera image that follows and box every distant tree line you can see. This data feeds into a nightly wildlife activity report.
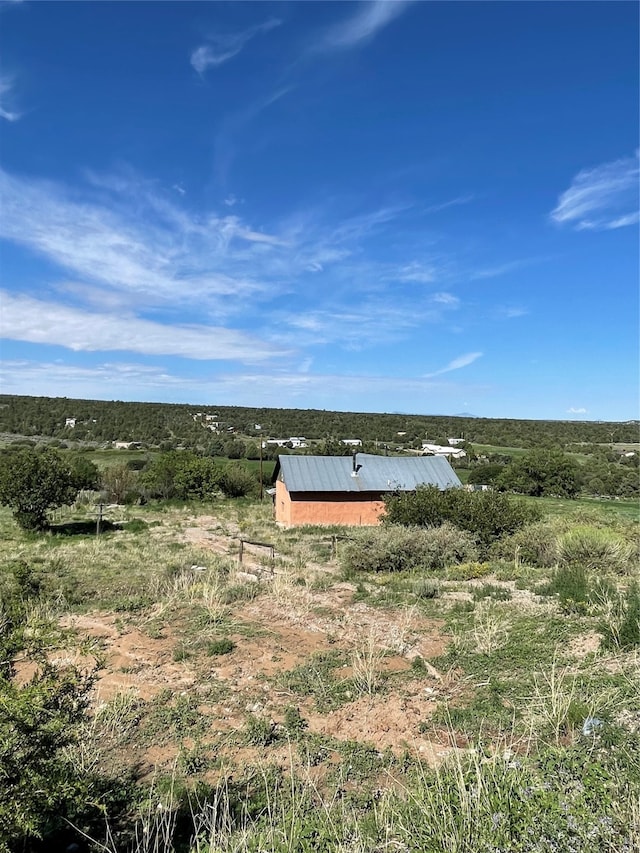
[1,394,637,452]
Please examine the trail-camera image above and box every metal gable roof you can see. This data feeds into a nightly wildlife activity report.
[276,453,461,493]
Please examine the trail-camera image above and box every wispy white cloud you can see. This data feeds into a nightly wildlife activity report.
[0,164,515,367]
[191,18,281,74]
[0,75,20,122]
[316,0,414,52]
[396,262,438,284]
[551,152,640,231]
[566,406,588,415]
[424,351,483,378]
[496,306,527,319]
[0,291,287,362]
[469,258,535,281]
[431,292,460,307]
[0,168,281,312]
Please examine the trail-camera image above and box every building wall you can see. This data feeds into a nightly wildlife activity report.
[275,480,386,526]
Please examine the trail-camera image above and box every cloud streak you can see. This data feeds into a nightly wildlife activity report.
[191,19,281,73]
[424,351,483,378]
[551,152,640,231]
[317,0,414,52]
[0,75,20,121]
[0,292,288,361]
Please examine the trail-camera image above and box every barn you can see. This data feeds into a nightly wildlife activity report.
[272,453,461,527]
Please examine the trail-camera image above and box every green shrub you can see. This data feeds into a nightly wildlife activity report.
[384,486,540,549]
[244,714,279,746]
[543,564,590,614]
[0,447,79,530]
[558,525,633,573]
[447,561,493,581]
[491,519,561,567]
[413,577,441,599]
[341,523,478,574]
[218,463,258,498]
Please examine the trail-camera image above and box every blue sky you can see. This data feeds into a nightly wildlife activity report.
[0,1,638,420]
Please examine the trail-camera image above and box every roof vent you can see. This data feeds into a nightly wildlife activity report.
[351,452,362,477]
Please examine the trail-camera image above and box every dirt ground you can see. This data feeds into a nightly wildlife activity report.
[56,514,464,774]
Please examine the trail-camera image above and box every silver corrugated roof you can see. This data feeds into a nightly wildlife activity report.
[277,453,461,493]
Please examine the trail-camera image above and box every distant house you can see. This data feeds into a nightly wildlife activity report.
[267,437,308,449]
[340,439,362,447]
[273,453,461,527]
[422,442,467,459]
[192,412,220,432]
[65,418,76,428]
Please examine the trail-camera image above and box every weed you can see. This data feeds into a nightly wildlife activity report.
[472,583,513,602]
[244,714,279,747]
[221,582,260,604]
[172,643,192,662]
[351,631,385,696]
[283,705,308,740]
[598,581,640,650]
[206,637,236,656]
[414,577,440,599]
[277,650,352,712]
[447,561,493,581]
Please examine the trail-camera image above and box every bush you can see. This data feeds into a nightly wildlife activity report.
[447,561,494,581]
[384,486,540,549]
[218,463,258,498]
[558,525,633,574]
[491,519,561,567]
[341,523,478,574]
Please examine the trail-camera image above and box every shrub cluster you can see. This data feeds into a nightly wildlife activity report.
[140,452,258,500]
[384,486,540,548]
[341,522,478,573]
[494,518,636,574]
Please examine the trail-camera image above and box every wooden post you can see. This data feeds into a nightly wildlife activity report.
[239,539,244,564]
[96,503,104,536]
[259,440,264,501]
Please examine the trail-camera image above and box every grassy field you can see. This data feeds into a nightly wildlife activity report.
[1,493,639,851]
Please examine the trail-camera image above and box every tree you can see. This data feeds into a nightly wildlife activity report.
[496,450,581,498]
[100,463,140,504]
[0,448,78,530]
[68,454,101,490]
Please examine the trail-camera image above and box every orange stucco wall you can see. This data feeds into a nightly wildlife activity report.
[275,479,386,526]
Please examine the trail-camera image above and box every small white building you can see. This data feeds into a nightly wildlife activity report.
[422,442,466,459]
[65,418,77,428]
[340,439,362,447]
[267,437,308,449]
